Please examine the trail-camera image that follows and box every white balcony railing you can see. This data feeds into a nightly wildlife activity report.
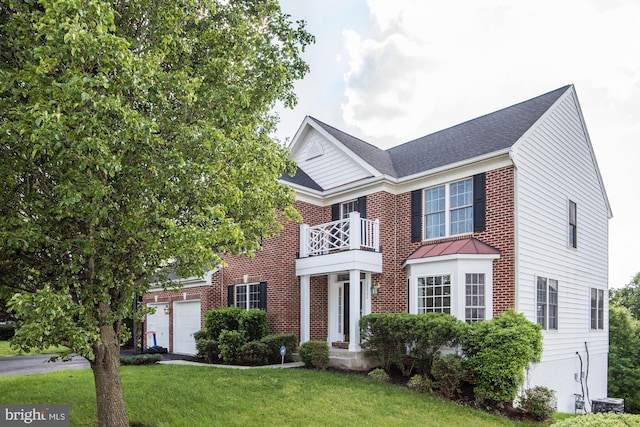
[299,212,380,258]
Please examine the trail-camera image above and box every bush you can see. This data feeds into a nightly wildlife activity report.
[408,375,433,393]
[193,330,208,342]
[608,305,640,414]
[239,309,269,342]
[360,313,415,375]
[0,323,15,340]
[516,386,556,421]
[119,354,162,365]
[368,368,390,383]
[195,338,220,363]
[410,313,464,375]
[461,309,542,403]
[298,340,329,370]
[431,354,467,399]
[218,330,247,364]
[553,413,640,426]
[237,341,270,366]
[260,333,297,364]
[204,307,243,340]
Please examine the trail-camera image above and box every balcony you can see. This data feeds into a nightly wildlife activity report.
[296,212,382,277]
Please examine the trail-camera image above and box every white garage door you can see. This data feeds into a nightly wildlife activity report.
[146,303,169,349]
[173,300,201,355]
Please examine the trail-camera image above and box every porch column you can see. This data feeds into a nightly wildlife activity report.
[349,269,360,351]
[300,275,310,344]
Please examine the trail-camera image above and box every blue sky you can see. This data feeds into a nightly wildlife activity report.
[276,0,640,288]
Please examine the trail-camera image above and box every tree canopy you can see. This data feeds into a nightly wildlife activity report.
[610,272,640,320]
[0,0,313,425]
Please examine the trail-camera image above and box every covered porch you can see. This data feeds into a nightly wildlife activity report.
[296,212,382,356]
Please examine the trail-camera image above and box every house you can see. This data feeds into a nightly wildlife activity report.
[143,85,611,413]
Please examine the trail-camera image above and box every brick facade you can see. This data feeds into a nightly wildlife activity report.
[147,165,516,345]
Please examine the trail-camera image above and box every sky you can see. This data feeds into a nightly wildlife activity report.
[275,0,640,289]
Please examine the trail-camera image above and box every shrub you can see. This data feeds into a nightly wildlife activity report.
[238,341,269,366]
[368,368,390,383]
[298,340,329,370]
[119,354,162,365]
[195,338,220,363]
[461,309,542,403]
[360,313,415,375]
[260,333,298,364]
[410,313,465,375]
[431,354,467,399]
[218,330,247,364]
[0,323,15,340]
[239,309,269,342]
[516,386,556,421]
[193,330,208,342]
[408,375,433,393]
[553,413,640,426]
[204,307,243,340]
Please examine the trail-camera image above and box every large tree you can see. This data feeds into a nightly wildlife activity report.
[610,272,640,320]
[0,0,313,425]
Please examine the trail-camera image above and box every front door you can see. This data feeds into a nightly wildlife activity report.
[336,281,364,343]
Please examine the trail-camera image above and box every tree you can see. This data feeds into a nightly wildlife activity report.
[0,1,313,425]
[608,305,640,413]
[610,272,640,320]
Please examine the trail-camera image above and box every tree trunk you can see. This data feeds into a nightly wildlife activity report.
[91,321,129,427]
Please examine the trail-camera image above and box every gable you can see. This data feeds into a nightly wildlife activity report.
[289,121,377,191]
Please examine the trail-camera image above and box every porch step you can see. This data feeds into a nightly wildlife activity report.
[328,348,378,371]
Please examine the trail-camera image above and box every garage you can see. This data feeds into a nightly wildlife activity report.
[172,299,201,355]
[146,303,169,349]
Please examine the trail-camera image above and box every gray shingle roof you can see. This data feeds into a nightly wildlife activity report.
[288,85,571,186]
[281,166,323,191]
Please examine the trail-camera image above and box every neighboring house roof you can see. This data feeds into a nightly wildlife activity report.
[405,238,500,261]
[288,85,572,185]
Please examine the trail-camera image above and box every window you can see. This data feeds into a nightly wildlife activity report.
[591,288,604,330]
[228,282,267,310]
[341,199,359,219]
[465,273,485,322]
[424,178,473,239]
[536,277,558,330]
[569,200,577,248]
[417,274,451,314]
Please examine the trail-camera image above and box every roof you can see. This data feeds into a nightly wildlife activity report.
[405,238,500,261]
[291,85,571,185]
[281,167,323,191]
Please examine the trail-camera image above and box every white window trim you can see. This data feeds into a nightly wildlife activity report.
[423,178,473,240]
[590,287,605,330]
[234,283,261,310]
[536,276,559,331]
[406,255,497,322]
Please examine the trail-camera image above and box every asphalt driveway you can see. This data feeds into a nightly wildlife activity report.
[0,351,196,377]
[0,354,90,377]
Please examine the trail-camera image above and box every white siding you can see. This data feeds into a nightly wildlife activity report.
[512,88,610,408]
[291,129,371,190]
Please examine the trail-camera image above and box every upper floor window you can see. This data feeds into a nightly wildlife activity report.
[341,199,359,219]
[228,282,267,310]
[569,200,577,248]
[417,274,451,314]
[424,178,473,239]
[590,288,604,330]
[536,277,558,330]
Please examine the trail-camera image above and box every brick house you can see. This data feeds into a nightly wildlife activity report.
[144,85,611,413]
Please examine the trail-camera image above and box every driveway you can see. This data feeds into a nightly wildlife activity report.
[0,351,197,377]
[0,354,90,377]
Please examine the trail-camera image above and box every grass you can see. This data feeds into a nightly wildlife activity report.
[0,364,547,427]
[0,340,68,357]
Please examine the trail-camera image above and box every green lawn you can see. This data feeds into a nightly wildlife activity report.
[0,364,547,427]
[0,340,68,357]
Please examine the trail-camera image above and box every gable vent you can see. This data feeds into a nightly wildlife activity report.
[305,141,324,160]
